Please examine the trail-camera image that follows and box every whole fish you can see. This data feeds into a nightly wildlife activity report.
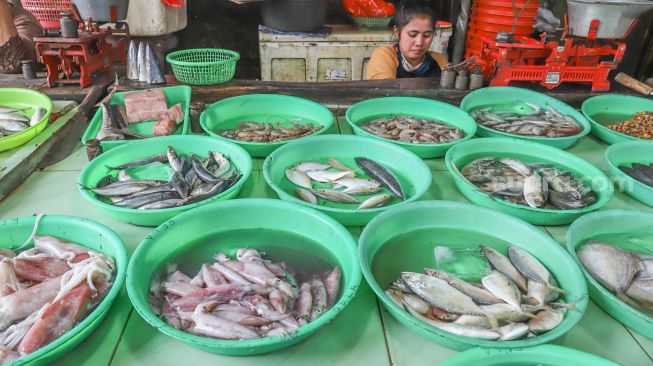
[498,323,530,340]
[481,271,522,311]
[171,171,190,199]
[29,108,47,127]
[621,165,653,187]
[306,170,352,183]
[312,189,358,204]
[294,161,331,172]
[107,154,168,170]
[0,120,28,132]
[191,154,222,185]
[113,191,179,208]
[84,181,154,197]
[425,268,502,305]
[358,194,393,209]
[342,186,382,196]
[404,305,500,340]
[295,188,317,204]
[508,246,564,293]
[355,157,404,200]
[328,157,354,176]
[480,245,528,292]
[528,309,564,334]
[167,146,183,172]
[286,168,312,189]
[402,272,497,328]
[523,172,548,208]
[0,112,28,123]
[577,241,642,295]
[332,178,381,190]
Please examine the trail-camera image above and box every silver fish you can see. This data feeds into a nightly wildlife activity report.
[294,161,331,172]
[333,178,381,190]
[342,186,382,196]
[127,40,139,80]
[295,188,317,204]
[358,194,393,209]
[306,170,352,183]
[84,181,154,196]
[480,303,535,323]
[523,172,548,208]
[29,108,47,127]
[328,157,354,175]
[286,168,312,189]
[137,42,147,82]
[0,112,28,123]
[481,271,522,311]
[145,43,165,84]
[355,157,404,200]
[312,189,358,203]
[0,120,27,132]
[508,246,564,293]
[405,305,500,340]
[528,309,564,334]
[498,323,530,340]
[138,199,182,210]
[480,245,528,292]
[425,268,502,305]
[167,146,183,173]
[577,241,642,295]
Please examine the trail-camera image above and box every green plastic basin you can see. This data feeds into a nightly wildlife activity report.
[263,134,432,226]
[78,135,252,226]
[445,137,613,225]
[345,96,478,158]
[605,140,653,207]
[459,86,591,149]
[440,345,620,366]
[567,209,653,340]
[200,94,335,157]
[126,198,361,355]
[359,201,588,351]
[0,215,127,366]
[81,85,191,152]
[582,94,653,145]
[0,88,52,152]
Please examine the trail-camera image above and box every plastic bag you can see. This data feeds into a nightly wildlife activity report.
[342,0,395,18]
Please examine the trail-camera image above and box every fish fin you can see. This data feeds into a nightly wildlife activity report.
[550,296,583,312]
[547,283,567,294]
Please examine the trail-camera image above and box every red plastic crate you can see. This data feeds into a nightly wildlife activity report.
[21,0,72,29]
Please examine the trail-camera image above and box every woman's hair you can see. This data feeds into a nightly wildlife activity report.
[391,0,436,30]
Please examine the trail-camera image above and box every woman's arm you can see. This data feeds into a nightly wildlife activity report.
[366,45,399,80]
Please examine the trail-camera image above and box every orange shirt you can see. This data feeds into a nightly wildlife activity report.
[366,44,448,80]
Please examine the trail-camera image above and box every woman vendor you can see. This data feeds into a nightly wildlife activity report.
[366,0,448,79]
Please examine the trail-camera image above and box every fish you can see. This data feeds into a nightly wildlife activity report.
[171,171,190,199]
[127,40,139,80]
[138,199,182,210]
[528,309,564,334]
[425,268,502,305]
[341,186,382,196]
[355,157,404,200]
[145,43,165,84]
[312,189,358,204]
[0,120,28,133]
[286,168,312,189]
[577,241,642,295]
[480,245,528,293]
[360,116,464,144]
[107,154,168,170]
[481,271,522,311]
[0,112,28,123]
[404,305,500,340]
[294,161,331,172]
[472,105,583,137]
[498,323,530,340]
[0,106,27,114]
[332,178,381,190]
[167,146,183,173]
[305,170,353,183]
[358,194,393,209]
[625,278,653,308]
[191,154,222,185]
[621,165,653,187]
[328,158,354,175]
[113,191,179,208]
[137,42,147,82]
[29,108,47,127]
[523,172,548,208]
[295,189,317,204]
[508,246,564,293]
[401,272,497,328]
[83,181,155,197]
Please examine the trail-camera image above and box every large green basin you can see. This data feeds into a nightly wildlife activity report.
[605,140,653,207]
[582,94,653,145]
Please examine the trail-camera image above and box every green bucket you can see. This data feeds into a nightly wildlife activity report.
[445,137,613,225]
[567,209,653,340]
[263,134,432,226]
[126,198,361,355]
[439,345,620,366]
[345,96,478,158]
[78,135,252,227]
[81,85,192,152]
[200,94,335,157]
[459,86,591,149]
[605,140,653,207]
[359,201,588,350]
[582,94,653,145]
[0,88,52,152]
[0,215,127,366]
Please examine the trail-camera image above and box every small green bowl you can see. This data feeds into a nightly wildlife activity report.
[200,94,335,157]
[605,140,653,207]
[78,135,252,227]
[567,209,653,340]
[445,137,613,225]
[0,215,127,366]
[263,134,432,226]
[81,85,192,152]
[359,201,588,351]
[460,86,591,149]
[582,94,653,145]
[126,198,361,355]
[345,96,478,158]
[0,88,52,152]
[440,345,620,366]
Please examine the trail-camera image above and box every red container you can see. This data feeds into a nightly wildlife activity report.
[474,0,540,8]
[470,13,536,27]
[21,0,72,29]
[469,20,535,35]
[472,4,539,17]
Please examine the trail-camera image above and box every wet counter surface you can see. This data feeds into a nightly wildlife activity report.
[0,113,652,366]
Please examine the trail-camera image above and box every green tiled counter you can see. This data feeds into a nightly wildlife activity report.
[0,114,651,366]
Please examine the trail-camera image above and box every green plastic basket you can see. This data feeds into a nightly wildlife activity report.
[351,16,392,31]
[166,48,240,86]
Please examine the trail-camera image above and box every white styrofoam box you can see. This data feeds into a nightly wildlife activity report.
[127,0,187,36]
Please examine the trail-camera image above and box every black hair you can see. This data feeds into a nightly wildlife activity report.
[390,0,437,30]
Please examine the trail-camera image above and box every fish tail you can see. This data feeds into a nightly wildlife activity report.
[551,295,585,312]
[547,283,566,294]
